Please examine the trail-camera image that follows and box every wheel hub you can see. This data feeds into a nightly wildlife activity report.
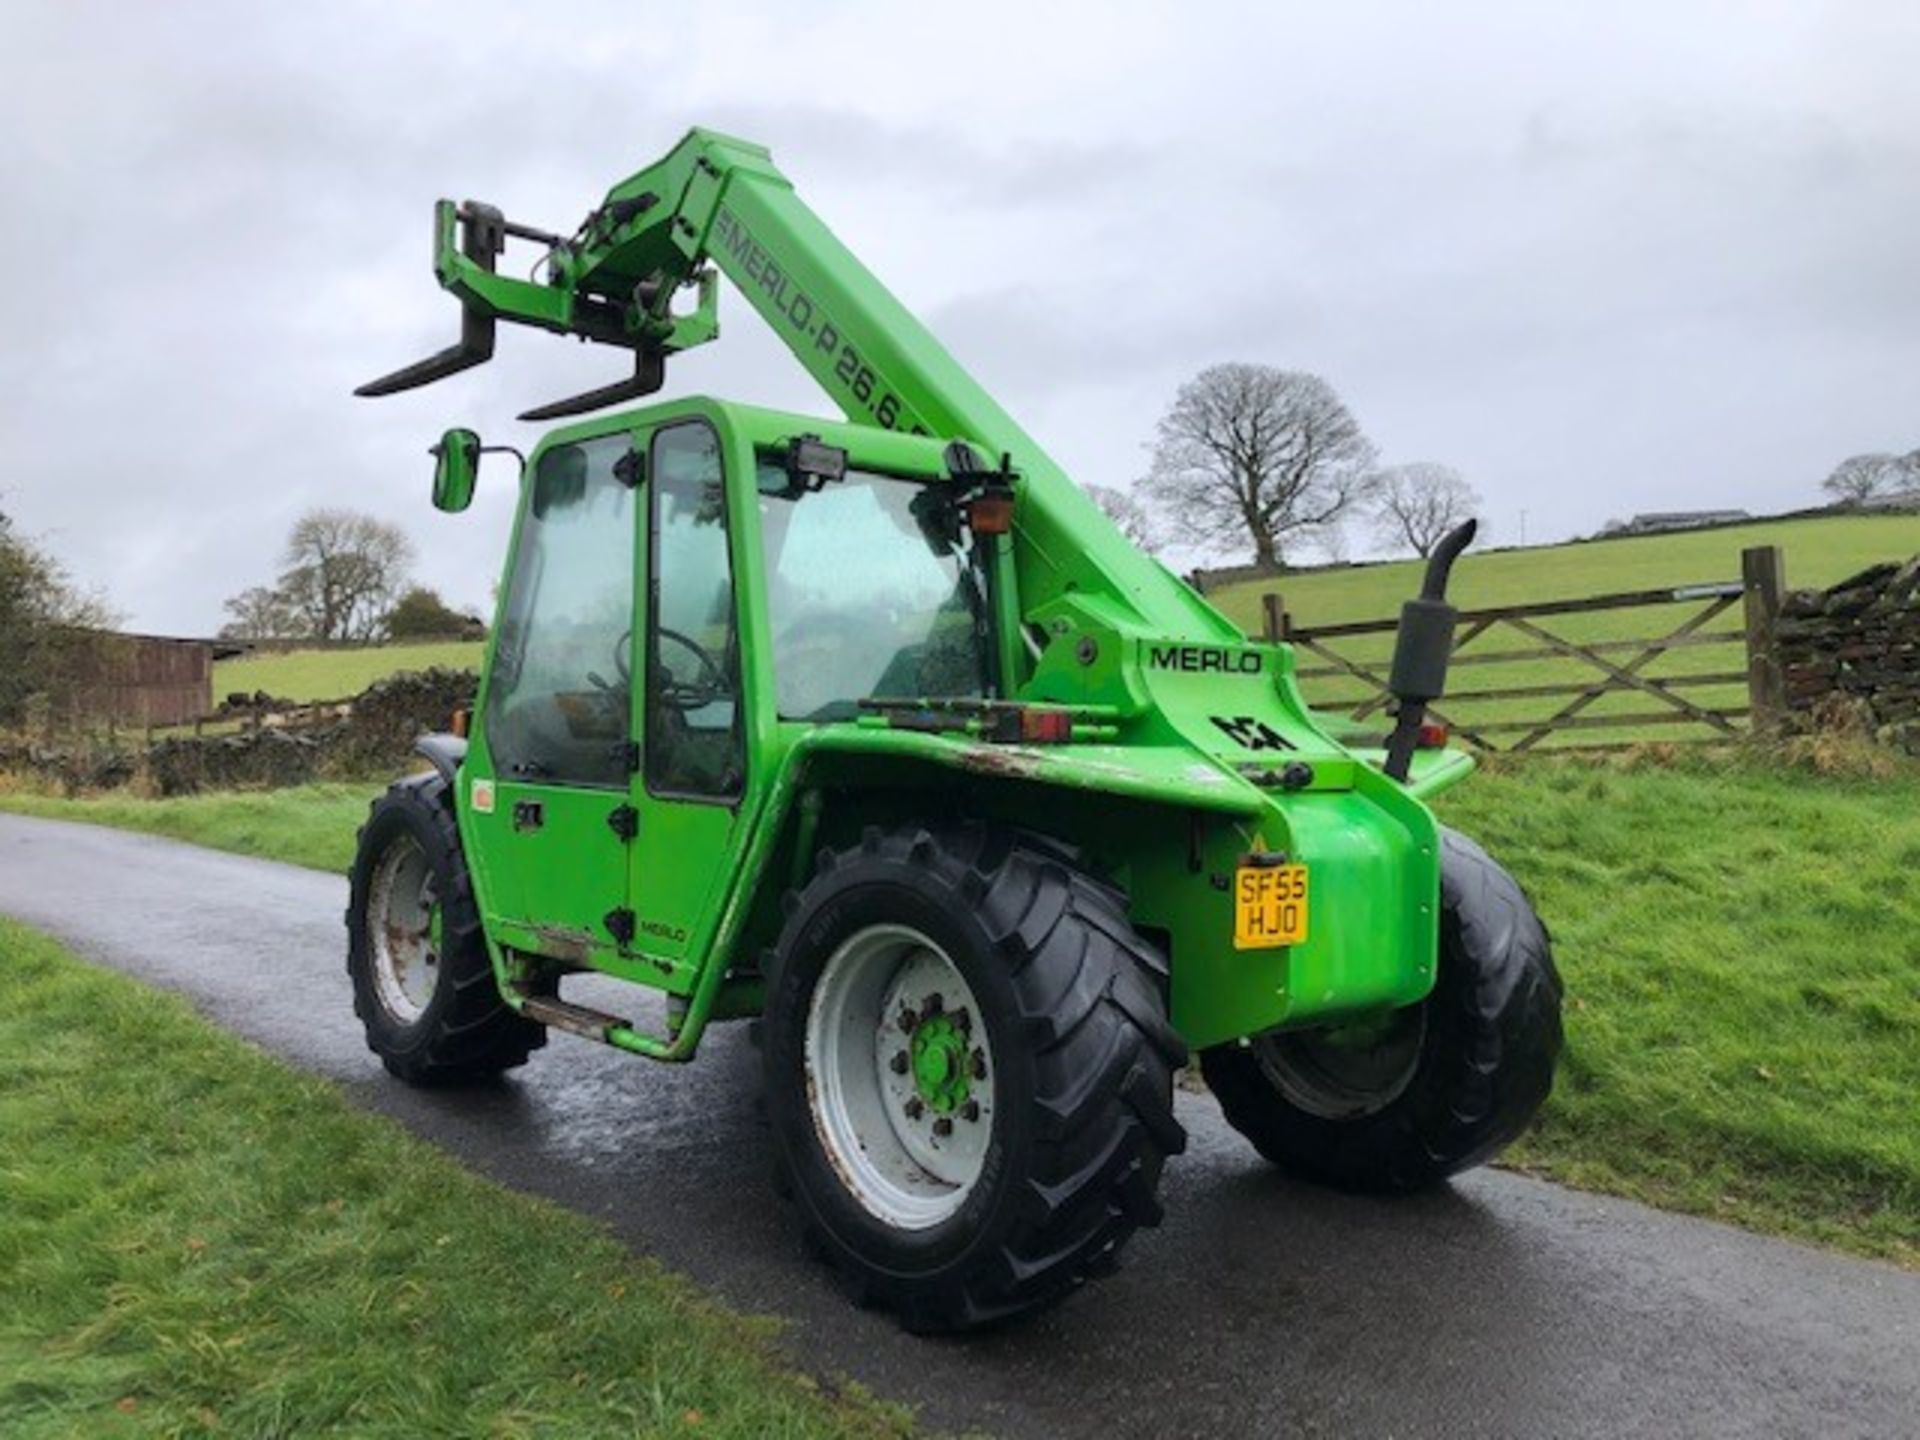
[804,925,996,1230]
[910,1011,972,1113]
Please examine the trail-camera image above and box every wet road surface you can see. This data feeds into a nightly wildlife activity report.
[2,812,1916,1437]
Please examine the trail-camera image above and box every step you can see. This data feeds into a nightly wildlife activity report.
[519,994,633,1043]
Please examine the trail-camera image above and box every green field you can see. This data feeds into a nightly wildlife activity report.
[4,750,1915,1266]
[215,641,483,703]
[1210,514,1920,749]
[0,918,912,1438]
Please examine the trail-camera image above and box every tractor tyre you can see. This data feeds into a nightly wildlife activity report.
[763,823,1187,1332]
[1201,827,1561,1192]
[346,773,544,1084]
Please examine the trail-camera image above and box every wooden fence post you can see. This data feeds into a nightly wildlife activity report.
[1261,592,1285,644]
[1742,545,1787,733]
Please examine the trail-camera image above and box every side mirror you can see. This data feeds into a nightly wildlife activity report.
[430,427,481,513]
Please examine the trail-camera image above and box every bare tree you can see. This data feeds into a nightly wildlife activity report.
[1141,364,1375,569]
[1822,453,1906,505]
[279,509,414,642]
[1084,483,1162,555]
[223,509,414,643]
[1371,463,1483,557]
[219,584,298,640]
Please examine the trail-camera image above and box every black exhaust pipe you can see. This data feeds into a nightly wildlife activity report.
[1382,518,1477,782]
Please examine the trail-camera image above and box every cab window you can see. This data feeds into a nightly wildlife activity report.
[646,422,744,798]
[485,434,634,788]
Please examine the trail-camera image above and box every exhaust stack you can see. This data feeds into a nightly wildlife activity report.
[1382,518,1477,782]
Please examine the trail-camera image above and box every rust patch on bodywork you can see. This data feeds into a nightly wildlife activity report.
[955,745,1045,780]
[954,741,1231,795]
[526,925,595,966]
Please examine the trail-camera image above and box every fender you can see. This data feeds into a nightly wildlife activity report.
[413,733,468,789]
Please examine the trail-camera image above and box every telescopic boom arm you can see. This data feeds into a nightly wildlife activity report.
[358,127,1236,641]
[360,129,1008,438]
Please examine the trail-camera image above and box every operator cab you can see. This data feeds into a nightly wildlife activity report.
[454,398,1004,985]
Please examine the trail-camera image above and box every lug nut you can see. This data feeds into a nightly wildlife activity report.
[890,1051,909,1075]
[932,1117,953,1137]
[961,1100,980,1123]
[971,1049,988,1080]
[905,1097,924,1120]
[953,1007,971,1033]
[925,992,944,1014]
[897,1007,917,1033]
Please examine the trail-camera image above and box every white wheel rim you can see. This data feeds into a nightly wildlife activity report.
[804,923,995,1230]
[366,835,440,1024]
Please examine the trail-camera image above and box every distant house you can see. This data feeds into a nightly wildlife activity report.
[1603,510,1751,537]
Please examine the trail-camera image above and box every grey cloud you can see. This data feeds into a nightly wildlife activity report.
[3,3,1916,630]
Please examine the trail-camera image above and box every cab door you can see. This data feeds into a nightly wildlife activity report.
[626,418,747,972]
[470,430,638,964]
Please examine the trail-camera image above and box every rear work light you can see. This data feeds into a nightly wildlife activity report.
[1416,721,1448,749]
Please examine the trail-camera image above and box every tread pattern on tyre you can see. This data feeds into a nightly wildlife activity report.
[766,823,1187,1331]
[346,774,545,1084]
[1202,826,1563,1192]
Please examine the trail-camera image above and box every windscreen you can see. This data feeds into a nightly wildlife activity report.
[755,462,991,721]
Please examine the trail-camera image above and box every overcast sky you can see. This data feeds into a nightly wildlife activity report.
[3,2,1915,634]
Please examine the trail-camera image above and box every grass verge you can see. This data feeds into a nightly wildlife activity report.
[1439,749,1920,1265]
[0,918,912,1438]
[0,783,376,873]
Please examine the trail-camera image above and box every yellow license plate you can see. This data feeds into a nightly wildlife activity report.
[1233,863,1309,950]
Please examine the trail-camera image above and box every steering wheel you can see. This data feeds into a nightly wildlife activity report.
[655,626,728,710]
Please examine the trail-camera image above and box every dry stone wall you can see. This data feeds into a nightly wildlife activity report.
[147,666,479,795]
[1188,560,1285,595]
[6,667,480,796]
[1776,556,1920,755]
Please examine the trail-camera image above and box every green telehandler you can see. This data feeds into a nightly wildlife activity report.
[351,128,1562,1331]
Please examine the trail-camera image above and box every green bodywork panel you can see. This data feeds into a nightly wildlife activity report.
[392,130,1477,1057]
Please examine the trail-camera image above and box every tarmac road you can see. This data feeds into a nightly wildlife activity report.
[3,811,1916,1438]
